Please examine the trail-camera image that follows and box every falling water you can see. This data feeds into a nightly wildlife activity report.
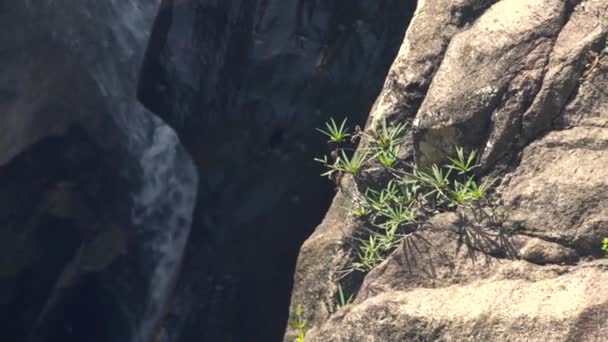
[33,1,199,340]
[91,2,198,341]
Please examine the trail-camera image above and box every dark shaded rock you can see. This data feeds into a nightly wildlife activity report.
[139,0,417,340]
[0,1,196,342]
[0,127,136,342]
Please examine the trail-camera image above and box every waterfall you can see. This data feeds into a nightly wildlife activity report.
[98,4,197,342]
[128,116,197,342]
[68,1,198,341]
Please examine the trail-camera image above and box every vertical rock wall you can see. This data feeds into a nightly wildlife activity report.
[289,0,608,341]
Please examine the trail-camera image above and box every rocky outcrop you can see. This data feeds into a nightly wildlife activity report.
[289,0,608,341]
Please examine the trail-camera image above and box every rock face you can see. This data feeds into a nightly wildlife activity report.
[288,0,608,341]
[1,2,196,342]
[0,4,134,341]
[138,1,417,340]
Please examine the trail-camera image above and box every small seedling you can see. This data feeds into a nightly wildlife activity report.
[351,235,384,272]
[446,147,479,175]
[414,164,451,203]
[315,150,369,176]
[314,154,338,178]
[290,305,307,342]
[335,283,354,311]
[376,221,402,252]
[365,118,407,150]
[317,118,351,143]
[451,179,475,207]
[466,177,497,201]
[602,237,608,254]
[350,199,371,218]
[335,150,369,175]
[377,202,416,229]
[376,144,400,168]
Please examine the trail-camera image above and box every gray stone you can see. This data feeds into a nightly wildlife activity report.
[288,0,608,340]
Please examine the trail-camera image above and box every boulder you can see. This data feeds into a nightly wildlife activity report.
[288,0,608,340]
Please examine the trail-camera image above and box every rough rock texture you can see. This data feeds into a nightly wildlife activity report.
[289,0,608,341]
[138,1,416,341]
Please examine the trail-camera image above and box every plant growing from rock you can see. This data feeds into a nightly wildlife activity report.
[315,117,499,276]
[316,117,351,143]
[602,237,608,254]
[334,283,354,311]
[290,305,307,342]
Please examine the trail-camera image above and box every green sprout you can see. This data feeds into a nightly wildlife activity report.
[335,150,369,175]
[414,164,451,202]
[351,235,384,272]
[335,283,354,311]
[317,118,351,143]
[290,305,307,342]
[366,118,407,149]
[377,202,416,229]
[313,154,337,178]
[466,177,497,201]
[376,144,400,168]
[446,147,479,175]
[350,198,371,218]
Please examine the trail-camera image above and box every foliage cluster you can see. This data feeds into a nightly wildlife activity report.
[315,117,498,274]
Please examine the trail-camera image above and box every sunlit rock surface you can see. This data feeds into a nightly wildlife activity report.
[290,0,608,341]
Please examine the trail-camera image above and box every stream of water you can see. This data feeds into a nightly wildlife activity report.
[84,2,198,341]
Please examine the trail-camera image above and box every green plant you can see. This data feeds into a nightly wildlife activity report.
[377,201,416,229]
[290,305,307,342]
[317,117,350,143]
[365,118,407,150]
[315,117,499,276]
[413,164,451,204]
[351,235,384,272]
[376,221,403,252]
[364,182,399,212]
[451,178,475,206]
[446,147,479,175]
[313,154,338,179]
[335,150,369,175]
[602,237,608,254]
[466,177,497,201]
[335,283,354,311]
[350,198,371,217]
[315,150,369,177]
[376,144,400,168]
